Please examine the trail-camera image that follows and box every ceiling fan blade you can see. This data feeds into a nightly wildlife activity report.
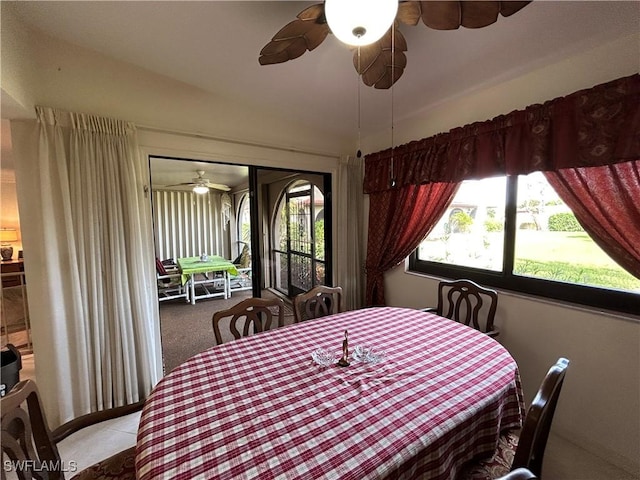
[296,3,325,21]
[259,3,329,65]
[355,28,407,89]
[420,1,463,30]
[205,183,231,192]
[260,35,326,64]
[460,1,500,28]
[371,53,407,89]
[499,1,532,17]
[273,17,322,41]
[397,1,422,26]
[421,0,529,30]
[261,0,530,89]
[164,182,196,188]
[305,23,330,51]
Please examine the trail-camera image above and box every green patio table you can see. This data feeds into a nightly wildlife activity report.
[177,256,239,305]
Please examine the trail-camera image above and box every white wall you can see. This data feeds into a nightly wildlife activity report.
[0,10,351,158]
[0,11,37,117]
[371,34,640,474]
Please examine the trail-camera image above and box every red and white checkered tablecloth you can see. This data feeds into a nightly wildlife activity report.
[136,307,524,480]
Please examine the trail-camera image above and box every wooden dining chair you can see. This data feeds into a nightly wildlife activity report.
[1,379,143,480]
[424,278,499,338]
[212,297,285,345]
[292,285,343,322]
[460,358,570,480]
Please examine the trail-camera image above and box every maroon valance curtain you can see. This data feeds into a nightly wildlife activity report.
[364,75,640,306]
[364,74,639,194]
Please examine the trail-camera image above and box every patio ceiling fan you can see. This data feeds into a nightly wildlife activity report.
[165,170,231,193]
[259,0,531,89]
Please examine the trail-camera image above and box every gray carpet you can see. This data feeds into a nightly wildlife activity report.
[159,289,294,374]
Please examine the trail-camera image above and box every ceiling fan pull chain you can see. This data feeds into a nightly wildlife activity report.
[357,45,362,159]
[390,22,396,188]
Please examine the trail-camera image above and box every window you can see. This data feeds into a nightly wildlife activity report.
[237,193,251,245]
[410,172,640,315]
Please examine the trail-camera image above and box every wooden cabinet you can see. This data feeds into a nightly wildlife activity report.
[1,260,25,288]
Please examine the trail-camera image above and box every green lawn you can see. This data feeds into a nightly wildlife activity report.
[515,231,640,291]
[516,231,618,267]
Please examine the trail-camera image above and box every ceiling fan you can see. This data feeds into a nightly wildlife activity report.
[165,170,231,193]
[259,1,531,89]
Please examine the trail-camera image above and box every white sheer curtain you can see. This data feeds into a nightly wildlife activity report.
[11,107,161,427]
[336,156,365,310]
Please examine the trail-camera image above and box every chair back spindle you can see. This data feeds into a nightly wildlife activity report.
[436,279,499,337]
[212,297,285,345]
[293,286,343,322]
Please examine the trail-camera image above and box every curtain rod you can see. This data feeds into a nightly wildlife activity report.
[136,124,340,160]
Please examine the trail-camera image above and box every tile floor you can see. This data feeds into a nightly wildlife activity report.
[13,354,640,479]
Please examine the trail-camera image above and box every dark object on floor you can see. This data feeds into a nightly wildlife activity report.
[0,343,21,397]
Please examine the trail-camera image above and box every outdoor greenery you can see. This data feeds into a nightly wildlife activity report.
[274,183,326,292]
[315,220,325,260]
[548,212,584,232]
[241,224,251,244]
[423,227,640,292]
[279,209,324,260]
[484,219,504,232]
[448,210,473,233]
[420,174,639,307]
[515,231,639,291]
[514,259,639,290]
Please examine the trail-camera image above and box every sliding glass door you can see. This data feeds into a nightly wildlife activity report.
[273,181,327,296]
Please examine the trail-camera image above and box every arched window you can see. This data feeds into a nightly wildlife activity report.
[272,180,325,297]
[236,193,251,248]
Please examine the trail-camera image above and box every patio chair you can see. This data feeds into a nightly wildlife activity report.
[229,244,252,295]
[156,258,188,302]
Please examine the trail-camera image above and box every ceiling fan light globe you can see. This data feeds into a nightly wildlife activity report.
[193,185,209,195]
[325,0,398,46]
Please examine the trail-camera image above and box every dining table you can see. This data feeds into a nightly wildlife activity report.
[136,306,524,480]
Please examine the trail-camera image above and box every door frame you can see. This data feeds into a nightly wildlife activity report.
[249,166,333,298]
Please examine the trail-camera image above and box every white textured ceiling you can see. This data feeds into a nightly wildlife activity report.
[3,1,638,187]
[5,1,639,138]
